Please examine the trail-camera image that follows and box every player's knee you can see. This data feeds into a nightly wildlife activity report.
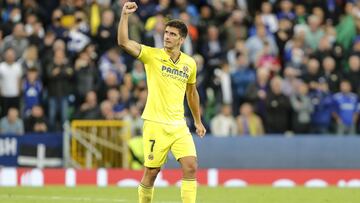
[182,161,197,175]
[145,167,161,179]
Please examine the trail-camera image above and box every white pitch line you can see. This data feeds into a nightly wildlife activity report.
[0,194,126,202]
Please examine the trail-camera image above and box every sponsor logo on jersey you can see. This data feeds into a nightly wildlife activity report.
[161,65,189,82]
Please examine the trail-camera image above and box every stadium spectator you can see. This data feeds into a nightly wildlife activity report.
[83,44,98,62]
[111,0,126,21]
[321,56,340,93]
[210,104,237,137]
[332,80,359,135]
[227,40,248,70]
[118,85,133,109]
[72,91,101,120]
[136,0,157,22]
[342,55,360,95]
[236,102,264,136]
[171,0,199,25]
[39,31,57,71]
[143,14,164,48]
[246,24,278,65]
[302,58,321,91]
[127,12,145,48]
[277,0,295,21]
[260,2,278,33]
[0,107,24,135]
[351,37,360,56]
[0,23,28,59]
[255,41,281,74]
[282,66,301,97]
[24,105,48,133]
[0,48,23,117]
[122,73,134,91]
[24,13,45,42]
[154,0,171,15]
[294,3,308,25]
[98,71,119,101]
[265,76,291,134]
[67,10,90,57]
[223,9,249,46]
[179,11,197,55]
[200,25,225,67]
[312,36,336,64]
[283,34,307,71]
[323,0,344,25]
[275,17,293,66]
[290,81,313,134]
[335,2,356,51]
[106,88,128,119]
[22,68,42,117]
[46,49,73,130]
[22,0,46,26]
[20,45,42,75]
[193,54,207,106]
[99,100,115,120]
[197,4,215,38]
[231,53,256,113]
[0,3,21,37]
[214,63,232,106]
[131,60,146,86]
[95,9,117,56]
[47,8,67,40]
[309,79,334,134]
[245,68,270,121]
[98,47,127,83]
[74,49,100,105]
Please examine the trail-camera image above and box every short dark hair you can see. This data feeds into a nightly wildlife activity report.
[165,19,188,38]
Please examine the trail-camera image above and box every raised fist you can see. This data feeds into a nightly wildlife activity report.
[122,2,138,15]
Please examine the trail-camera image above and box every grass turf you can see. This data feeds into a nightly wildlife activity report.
[0,186,359,203]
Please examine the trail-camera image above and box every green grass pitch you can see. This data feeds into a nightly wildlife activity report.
[0,186,359,203]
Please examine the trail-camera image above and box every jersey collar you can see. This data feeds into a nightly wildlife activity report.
[162,48,182,65]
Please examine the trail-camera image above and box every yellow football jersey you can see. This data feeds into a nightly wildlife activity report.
[137,45,197,125]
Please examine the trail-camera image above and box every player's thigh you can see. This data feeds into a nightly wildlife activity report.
[171,126,196,161]
[143,121,172,167]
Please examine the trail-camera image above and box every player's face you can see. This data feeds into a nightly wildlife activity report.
[163,26,184,49]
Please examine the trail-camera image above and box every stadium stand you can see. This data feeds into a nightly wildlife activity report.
[0,0,359,137]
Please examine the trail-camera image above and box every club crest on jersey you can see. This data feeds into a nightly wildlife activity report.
[183,66,189,73]
[148,154,154,160]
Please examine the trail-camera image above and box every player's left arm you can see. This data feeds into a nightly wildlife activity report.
[186,83,206,138]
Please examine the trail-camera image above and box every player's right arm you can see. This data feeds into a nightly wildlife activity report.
[117,2,141,57]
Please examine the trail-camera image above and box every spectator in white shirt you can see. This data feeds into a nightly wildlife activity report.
[210,104,238,137]
[0,48,23,117]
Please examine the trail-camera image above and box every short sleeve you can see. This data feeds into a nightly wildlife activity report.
[137,44,152,64]
[187,59,197,84]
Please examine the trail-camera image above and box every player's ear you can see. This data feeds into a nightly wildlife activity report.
[179,37,185,44]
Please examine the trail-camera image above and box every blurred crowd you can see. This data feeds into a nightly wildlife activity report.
[0,0,360,136]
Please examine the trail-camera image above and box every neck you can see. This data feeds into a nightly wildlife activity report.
[164,47,181,62]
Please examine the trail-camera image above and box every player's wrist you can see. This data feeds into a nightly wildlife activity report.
[121,11,130,16]
[194,120,202,125]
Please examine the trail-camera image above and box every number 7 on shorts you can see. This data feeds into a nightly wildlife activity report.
[149,139,155,152]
